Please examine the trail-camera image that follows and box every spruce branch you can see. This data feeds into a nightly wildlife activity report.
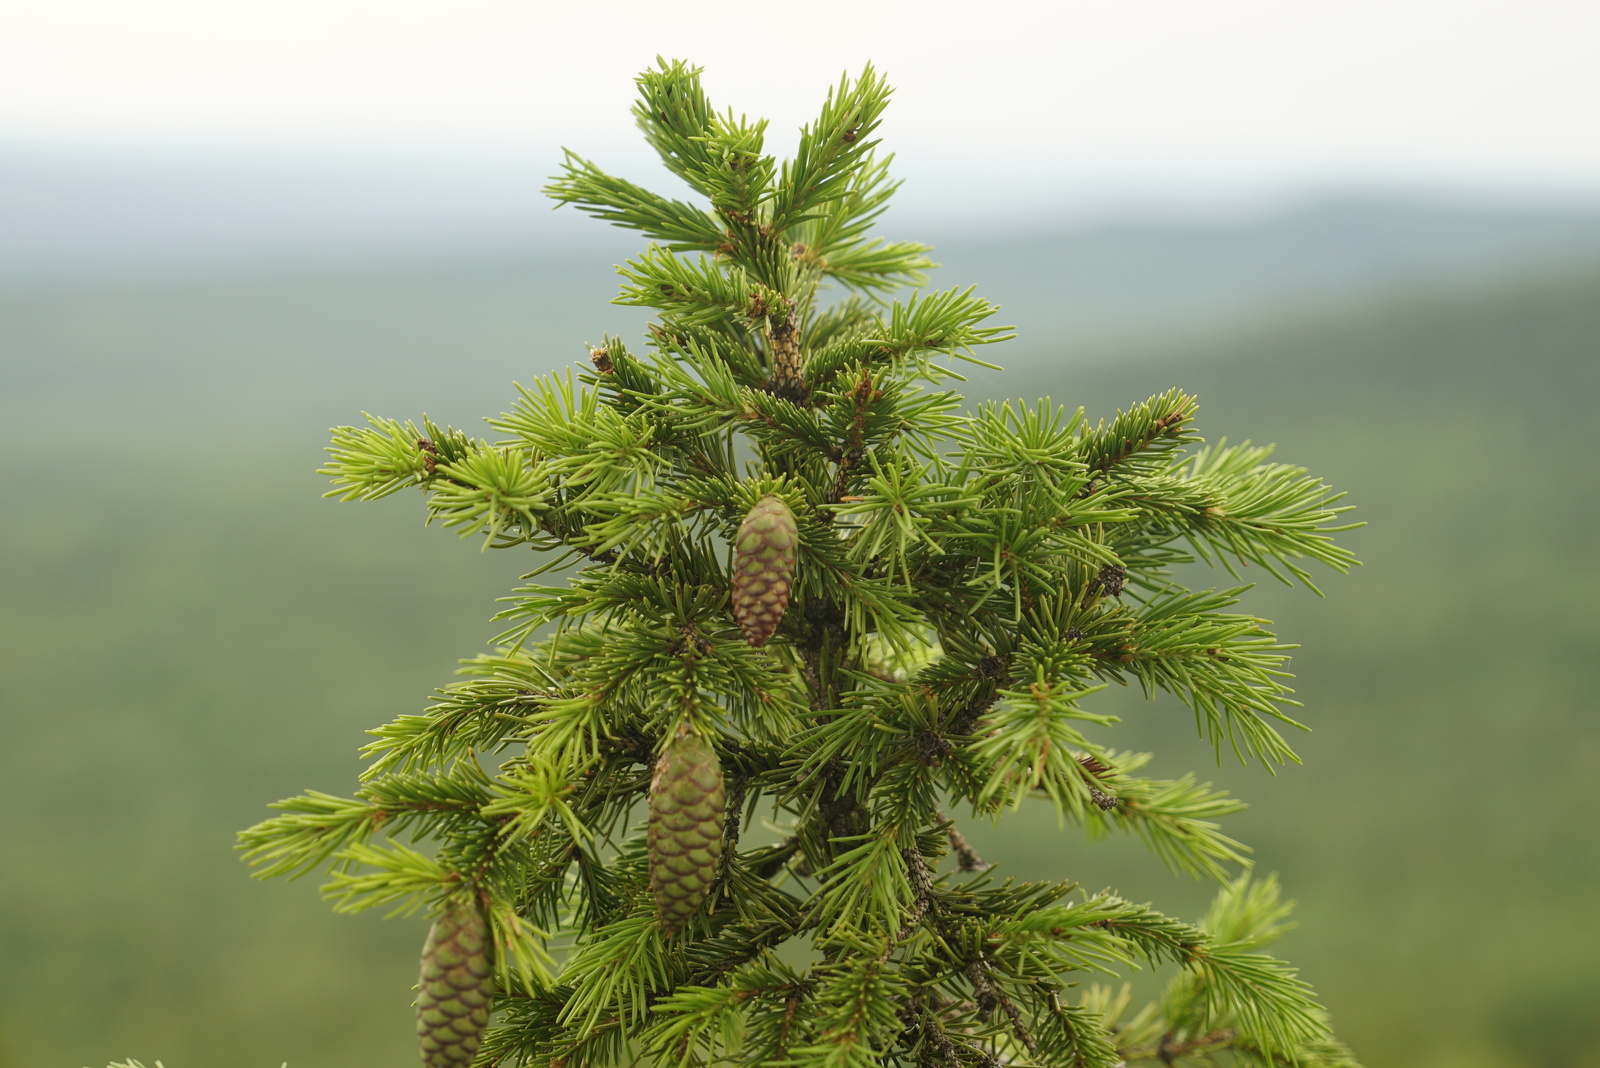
[937,810,991,873]
[545,151,727,252]
[770,66,895,231]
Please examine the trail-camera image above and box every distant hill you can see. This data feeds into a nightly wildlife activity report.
[5,145,1600,284]
[7,145,1600,353]
[940,197,1600,353]
[0,235,1596,1064]
[8,177,1600,438]
[0,147,609,288]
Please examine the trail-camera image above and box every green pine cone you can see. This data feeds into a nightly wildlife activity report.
[416,898,494,1068]
[732,494,798,647]
[648,729,725,934]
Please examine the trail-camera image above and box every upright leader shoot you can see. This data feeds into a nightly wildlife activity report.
[241,59,1362,1068]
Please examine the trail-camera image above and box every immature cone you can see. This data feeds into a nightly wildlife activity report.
[416,898,494,1068]
[732,494,798,646]
[648,729,725,934]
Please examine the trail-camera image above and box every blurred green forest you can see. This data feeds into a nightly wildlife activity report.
[1,243,1597,1067]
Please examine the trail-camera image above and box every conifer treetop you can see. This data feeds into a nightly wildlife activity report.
[241,57,1362,1068]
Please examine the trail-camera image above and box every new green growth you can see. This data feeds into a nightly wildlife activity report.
[241,59,1362,1068]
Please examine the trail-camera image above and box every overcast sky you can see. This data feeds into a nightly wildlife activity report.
[3,0,1598,198]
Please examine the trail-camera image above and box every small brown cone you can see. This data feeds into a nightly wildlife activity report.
[732,495,798,646]
[416,898,494,1068]
[648,728,725,935]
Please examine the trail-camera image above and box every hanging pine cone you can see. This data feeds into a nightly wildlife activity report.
[416,897,494,1068]
[648,728,725,934]
[732,494,797,646]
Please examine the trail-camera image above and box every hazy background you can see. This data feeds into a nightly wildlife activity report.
[3,2,1599,1066]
